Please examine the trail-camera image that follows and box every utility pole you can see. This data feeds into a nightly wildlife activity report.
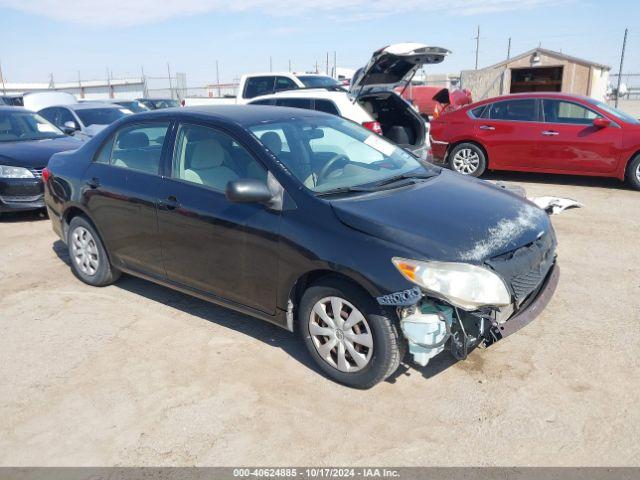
[215,60,221,97]
[333,51,337,79]
[325,52,329,75]
[106,68,111,97]
[77,70,83,98]
[167,63,173,99]
[269,56,273,72]
[507,37,512,60]
[141,66,148,98]
[474,25,480,70]
[315,60,319,73]
[615,27,628,108]
[0,61,6,94]
[288,59,291,72]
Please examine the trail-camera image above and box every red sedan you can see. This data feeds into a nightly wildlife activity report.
[429,92,640,190]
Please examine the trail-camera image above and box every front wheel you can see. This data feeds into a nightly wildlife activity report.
[67,216,120,286]
[626,154,640,190]
[449,143,487,177]
[298,278,404,389]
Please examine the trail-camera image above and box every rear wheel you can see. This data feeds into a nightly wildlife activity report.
[626,154,640,190]
[298,278,404,389]
[449,143,486,177]
[67,216,120,286]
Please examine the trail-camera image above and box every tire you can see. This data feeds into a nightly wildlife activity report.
[67,216,120,287]
[298,278,404,389]
[626,154,640,190]
[449,142,487,177]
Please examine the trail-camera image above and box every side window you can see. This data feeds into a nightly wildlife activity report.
[314,99,340,116]
[58,108,77,128]
[94,137,113,164]
[172,124,267,191]
[488,99,538,122]
[274,98,312,110]
[470,105,488,118]
[244,76,276,99]
[110,123,169,175]
[274,76,299,93]
[542,99,601,125]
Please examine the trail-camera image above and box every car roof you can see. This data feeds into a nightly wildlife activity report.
[0,106,31,113]
[132,104,335,125]
[250,89,349,101]
[61,102,123,110]
[472,91,594,106]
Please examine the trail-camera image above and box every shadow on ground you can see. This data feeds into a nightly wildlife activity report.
[52,235,463,386]
[483,170,630,190]
[0,209,48,223]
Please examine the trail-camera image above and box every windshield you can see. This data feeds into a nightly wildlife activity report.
[0,110,64,142]
[248,115,436,193]
[588,99,640,124]
[151,99,179,109]
[76,108,128,127]
[115,101,149,113]
[297,76,341,88]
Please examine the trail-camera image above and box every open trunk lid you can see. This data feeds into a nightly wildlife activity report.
[349,43,450,94]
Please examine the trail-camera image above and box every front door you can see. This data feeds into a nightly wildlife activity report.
[156,122,280,314]
[535,98,621,174]
[83,122,170,278]
[474,98,544,170]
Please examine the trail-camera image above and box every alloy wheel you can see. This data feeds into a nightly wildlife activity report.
[452,148,480,175]
[636,162,640,183]
[308,296,373,373]
[71,226,99,276]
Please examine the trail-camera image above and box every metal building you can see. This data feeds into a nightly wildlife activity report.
[461,48,610,101]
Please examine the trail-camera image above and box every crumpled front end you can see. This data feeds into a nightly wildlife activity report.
[384,229,559,366]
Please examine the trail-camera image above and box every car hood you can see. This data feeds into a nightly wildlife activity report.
[0,136,82,168]
[349,43,450,94]
[330,170,551,263]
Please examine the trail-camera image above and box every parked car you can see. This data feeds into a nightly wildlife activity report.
[137,98,180,110]
[183,73,342,106]
[39,103,132,140]
[0,107,81,216]
[0,95,24,107]
[430,92,640,189]
[44,105,559,388]
[248,43,451,160]
[89,99,151,113]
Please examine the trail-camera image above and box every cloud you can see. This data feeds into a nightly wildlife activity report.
[0,0,569,27]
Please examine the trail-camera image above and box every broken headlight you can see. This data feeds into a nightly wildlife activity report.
[392,257,511,311]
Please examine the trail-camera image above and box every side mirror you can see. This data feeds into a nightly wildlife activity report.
[593,117,611,128]
[226,179,273,204]
[62,121,79,134]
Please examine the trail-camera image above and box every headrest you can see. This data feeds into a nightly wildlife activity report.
[191,139,225,169]
[118,131,149,149]
[260,131,282,155]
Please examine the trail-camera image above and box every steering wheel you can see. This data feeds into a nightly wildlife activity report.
[317,153,349,183]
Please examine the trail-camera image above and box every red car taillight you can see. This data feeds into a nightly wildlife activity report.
[362,121,382,135]
[42,167,51,183]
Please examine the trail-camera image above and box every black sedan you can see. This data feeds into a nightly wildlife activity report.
[44,105,559,388]
[0,107,82,216]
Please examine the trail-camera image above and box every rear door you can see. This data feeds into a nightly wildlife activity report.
[83,121,171,278]
[473,98,544,170]
[156,121,281,314]
[536,98,621,173]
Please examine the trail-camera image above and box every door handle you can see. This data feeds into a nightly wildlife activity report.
[542,130,559,136]
[479,125,495,131]
[86,177,100,189]
[160,195,180,210]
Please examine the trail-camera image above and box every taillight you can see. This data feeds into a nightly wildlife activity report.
[362,121,382,135]
[42,167,51,183]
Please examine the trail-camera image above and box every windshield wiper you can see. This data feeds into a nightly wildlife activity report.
[373,170,437,187]
[315,185,380,197]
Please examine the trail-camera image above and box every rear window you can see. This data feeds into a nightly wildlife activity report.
[274,98,312,110]
[244,76,276,99]
[76,108,128,127]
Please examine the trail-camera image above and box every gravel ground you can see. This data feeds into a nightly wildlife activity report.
[0,171,638,466]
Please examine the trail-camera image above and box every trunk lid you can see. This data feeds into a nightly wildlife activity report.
[349,43,450,95]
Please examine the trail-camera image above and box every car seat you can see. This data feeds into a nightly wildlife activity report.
[184,139,239,190]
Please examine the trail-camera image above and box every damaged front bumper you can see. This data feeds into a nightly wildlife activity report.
[396,262,559,366]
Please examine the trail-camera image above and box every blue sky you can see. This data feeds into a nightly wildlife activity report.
[0,0,638,86]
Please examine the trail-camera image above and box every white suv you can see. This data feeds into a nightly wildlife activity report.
[248,43,450,160]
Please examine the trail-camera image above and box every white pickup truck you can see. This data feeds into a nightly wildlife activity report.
[183,72,343,106]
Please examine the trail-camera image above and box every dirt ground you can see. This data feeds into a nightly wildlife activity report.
[0,171,638,467]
